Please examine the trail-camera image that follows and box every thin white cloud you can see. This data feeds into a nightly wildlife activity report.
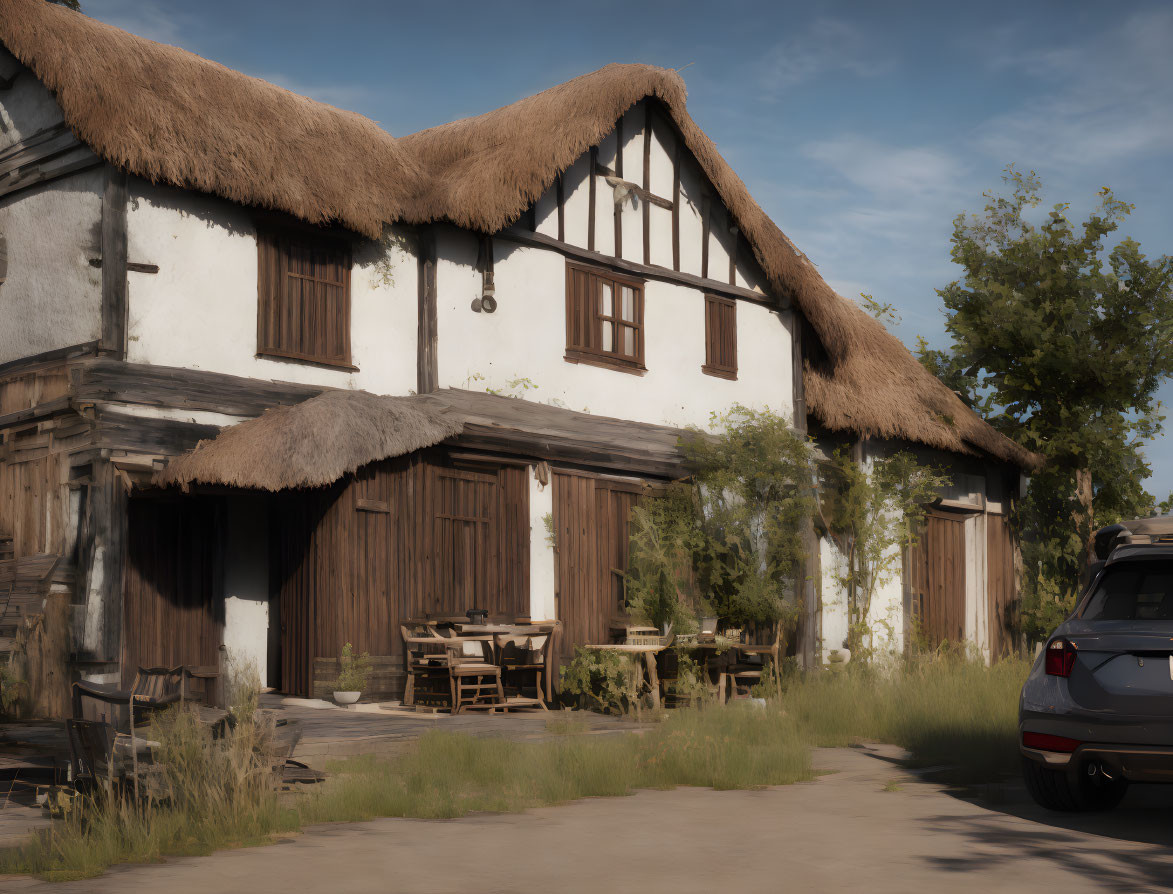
[758,17,893,93]
[801,136,967,200]
[977,8,1173,168]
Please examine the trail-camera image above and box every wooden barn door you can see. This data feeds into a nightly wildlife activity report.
[122,497,224,687]
[987,513,1018,658]
[553,471,645,661]
[431,467,500,613]
[907,510,967,648]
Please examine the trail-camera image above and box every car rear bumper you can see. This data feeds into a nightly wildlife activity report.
[1021,741,1173,783]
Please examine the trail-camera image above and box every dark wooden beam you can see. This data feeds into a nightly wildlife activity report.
[416,227,438,394]
[0,122,100,202]
[613,117,623,260]
[88,258,159,274]
[556,173,565,244]
[728,210,737,286]
[498,227,786,309]
[587,147,597,253]
[642,104,652,266]
[672,139,681,272]
[94,409,222,456]
[701,195,710,280]
[71,356,323,417]
[0,341,99,380]
[75,459,127,664]
[99,167,129,359]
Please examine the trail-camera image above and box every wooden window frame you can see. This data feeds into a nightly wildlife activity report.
[702,293,737,380]
[564,261,646,375]
[256,224,355,371]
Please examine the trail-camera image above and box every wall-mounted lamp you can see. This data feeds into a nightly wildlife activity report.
[473,234,498,313]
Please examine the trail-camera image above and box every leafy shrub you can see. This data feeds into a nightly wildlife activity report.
[559,647,644,714]
[334,643,372,692]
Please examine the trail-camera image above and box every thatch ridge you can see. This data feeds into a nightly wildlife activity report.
[399,64,1037,470]
[153,391,465,492]
[0,2,1036,469]
[0,0,419,239]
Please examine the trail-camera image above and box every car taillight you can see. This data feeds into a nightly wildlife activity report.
[1022,731,1082,753]
[1044,637,1077,677]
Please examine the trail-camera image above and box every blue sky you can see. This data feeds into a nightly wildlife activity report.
[84,0,1173,499]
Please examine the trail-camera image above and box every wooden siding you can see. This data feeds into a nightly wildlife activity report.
[272,450,529,697]
[987,512,1018,658]
[552,470,644,661]
[121,497,224,687]
[906,511,967,648]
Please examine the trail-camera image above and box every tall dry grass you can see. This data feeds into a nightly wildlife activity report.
[0,656,1027,881]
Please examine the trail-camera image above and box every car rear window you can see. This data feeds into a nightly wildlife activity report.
[1081,562,1173,621]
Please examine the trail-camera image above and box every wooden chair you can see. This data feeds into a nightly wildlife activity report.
[400,625,450,707]
[727,623,783,700]
[445,638,504,713]
[497,633,550,709]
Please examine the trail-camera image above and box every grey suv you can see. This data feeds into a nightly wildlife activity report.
[1019,516,1173,811]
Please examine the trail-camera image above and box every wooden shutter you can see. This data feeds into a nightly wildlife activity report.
[257,226,352,368]
[564,261,646,373]
[703,294,737,379]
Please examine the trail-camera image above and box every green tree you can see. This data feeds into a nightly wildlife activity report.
[625,406,815,633]
[921,168,1173,639]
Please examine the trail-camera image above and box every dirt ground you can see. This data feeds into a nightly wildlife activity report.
[2,745,1171,893]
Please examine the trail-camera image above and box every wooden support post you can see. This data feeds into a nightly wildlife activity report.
[728,210,737,286]
[613,117,623,259]
[76,458,128,668]
[642,104,652,266]
[99,167,129,359]
[790,315,820,670]
[588,147,597,253]
[700,195,710,280]
[671,140,681,272]
[416,228,438,394]
[556,173,565,244]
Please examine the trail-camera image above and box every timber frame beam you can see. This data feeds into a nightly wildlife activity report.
[498,226,787,309]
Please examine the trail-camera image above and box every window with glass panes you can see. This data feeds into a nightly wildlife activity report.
[564,261,645,372]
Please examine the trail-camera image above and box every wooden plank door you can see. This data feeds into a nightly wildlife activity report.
[907,511,967,648]
[987,513,1017,658]
[553,471,643,661]
[122,497,224,687]
[431,466,499,615]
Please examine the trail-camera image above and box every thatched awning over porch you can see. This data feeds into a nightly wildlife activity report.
[153,390,464,492]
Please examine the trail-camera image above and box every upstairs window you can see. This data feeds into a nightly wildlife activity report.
[702,294,737,379]
[257,225,352,369]
[565,261,645,373]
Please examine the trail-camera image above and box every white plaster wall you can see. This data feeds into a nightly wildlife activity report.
[0,50,64,150]
[0,52,103,364]
[820,536,850,661]
[437,232,792,431]
[528,466,557,621]
[125,181,418,396]
[0,168,104,364]
[544,100,772,295]
[222,495,270,687]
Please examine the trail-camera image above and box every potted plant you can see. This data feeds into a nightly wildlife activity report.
[333,642,372,705]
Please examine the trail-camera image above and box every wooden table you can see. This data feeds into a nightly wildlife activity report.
[404,620,560,704]
[580,643,667,709]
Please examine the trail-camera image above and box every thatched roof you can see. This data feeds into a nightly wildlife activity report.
[0,2,1037,469]
[399,65,1038,471]
[153,390,465,492]
[0,0,420,239]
